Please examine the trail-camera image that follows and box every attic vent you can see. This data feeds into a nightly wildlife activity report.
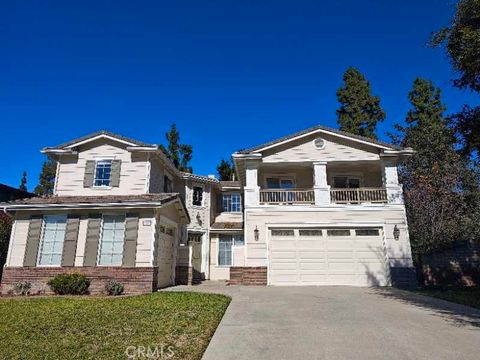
[313,137,326,149]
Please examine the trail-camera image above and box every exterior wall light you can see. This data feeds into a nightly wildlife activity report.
[254,226,259,241]
[393,225,400,241]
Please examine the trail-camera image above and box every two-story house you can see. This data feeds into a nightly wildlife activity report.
[1,125,417,294]
[1,131,190,294]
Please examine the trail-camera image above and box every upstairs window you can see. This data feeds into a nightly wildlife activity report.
[333,176,360,189]
[94,160,112,187]
[223,193,242,212]
[192,187,203,206]
[266,177,295,189]
[38,215,67,266]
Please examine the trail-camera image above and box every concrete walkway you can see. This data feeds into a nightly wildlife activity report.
[167,282,480,360]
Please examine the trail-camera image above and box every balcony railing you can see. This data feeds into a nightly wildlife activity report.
[330,187,388,204]
[259,188,315,204]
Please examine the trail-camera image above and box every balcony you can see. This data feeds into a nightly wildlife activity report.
[259,188,315,205]
[258,187,388,205]
[330,187,388,204]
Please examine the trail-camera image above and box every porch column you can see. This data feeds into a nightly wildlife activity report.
[244,160,260,207]
[313,161,330,205]
[382,159,403,204]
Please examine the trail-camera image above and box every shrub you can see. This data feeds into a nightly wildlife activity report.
[47,273,90,295]
[105,280,124,296]
[13,281,32,296]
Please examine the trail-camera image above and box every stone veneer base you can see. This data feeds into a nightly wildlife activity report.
[1,267,157,295]
[229,267,267,285]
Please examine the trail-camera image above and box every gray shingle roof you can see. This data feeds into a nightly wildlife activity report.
[236,125,401,154]
[44,130,156,150]
[2,193,179,206]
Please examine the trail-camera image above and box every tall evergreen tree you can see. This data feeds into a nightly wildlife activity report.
[34,158,57,196]
[19,171,27,191]
[217,159,235,181]
[159,124,193,173]
[431,0,480,156]
[336,67,386,139]
[392,78,473,260]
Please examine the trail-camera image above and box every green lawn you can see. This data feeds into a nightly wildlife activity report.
[0,292,230,360]
[417,288,480,310]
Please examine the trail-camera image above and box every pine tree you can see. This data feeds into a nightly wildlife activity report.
[159,124,193,173]
[19,171,27,191]
[393,78,471,260]
[34,158,57,196]
[217,159,235,181]
[430,0,480,156]
[336,67,385,139]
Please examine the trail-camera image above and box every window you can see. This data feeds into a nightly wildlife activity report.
[271,229,295,237]
[313,137,326,149]
[327,229,351,237]
[218,234,244,266]
[98,215,125,266]
[163,175,173,192]
[94,160,112,187]
[266,177,295,189]
[223,193,241,212]
[333,176,361,189]
[38,215,67,266]
[299,229,323,236]
[192,187,203,206]
[355,229,380,236]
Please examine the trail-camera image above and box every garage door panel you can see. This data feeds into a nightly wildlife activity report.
[298,240,325,249]
[298,251,326,259]
[270,261,297,270]
[269,227,387,286]
[270,250,296,259]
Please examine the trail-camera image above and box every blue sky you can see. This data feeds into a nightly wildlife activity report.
[1,1,478,190]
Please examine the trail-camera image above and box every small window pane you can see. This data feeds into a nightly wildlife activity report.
[94,160,112,187]
[234,235,244,246]
[355,229,380,236]
[327,229,351,237]
[299,229,323,236]
[271,229,294,237]
[266,178,280,189]
[333,177,348,188]
[348,178,360,188]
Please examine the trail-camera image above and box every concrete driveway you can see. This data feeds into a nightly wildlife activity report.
[167,282,480,360]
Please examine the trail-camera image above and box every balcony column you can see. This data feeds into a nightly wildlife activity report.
[382,159,403,204]
[313,161,330,205]
[244,160,260,207]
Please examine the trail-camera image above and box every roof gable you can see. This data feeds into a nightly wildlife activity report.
[236,125,400,155]
[43,130,156,151]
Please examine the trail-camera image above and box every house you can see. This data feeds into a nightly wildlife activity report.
[0,184,35,202]
[0,126,417,294]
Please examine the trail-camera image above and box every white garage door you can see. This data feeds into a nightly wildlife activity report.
[269,227,388,286]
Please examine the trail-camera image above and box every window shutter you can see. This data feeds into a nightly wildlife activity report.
[23,215,43,267]
[110,160,122,187]
[122,214,138,267]
[61,216,80,267]
[83,215,102,266]
[83,160,96,188]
